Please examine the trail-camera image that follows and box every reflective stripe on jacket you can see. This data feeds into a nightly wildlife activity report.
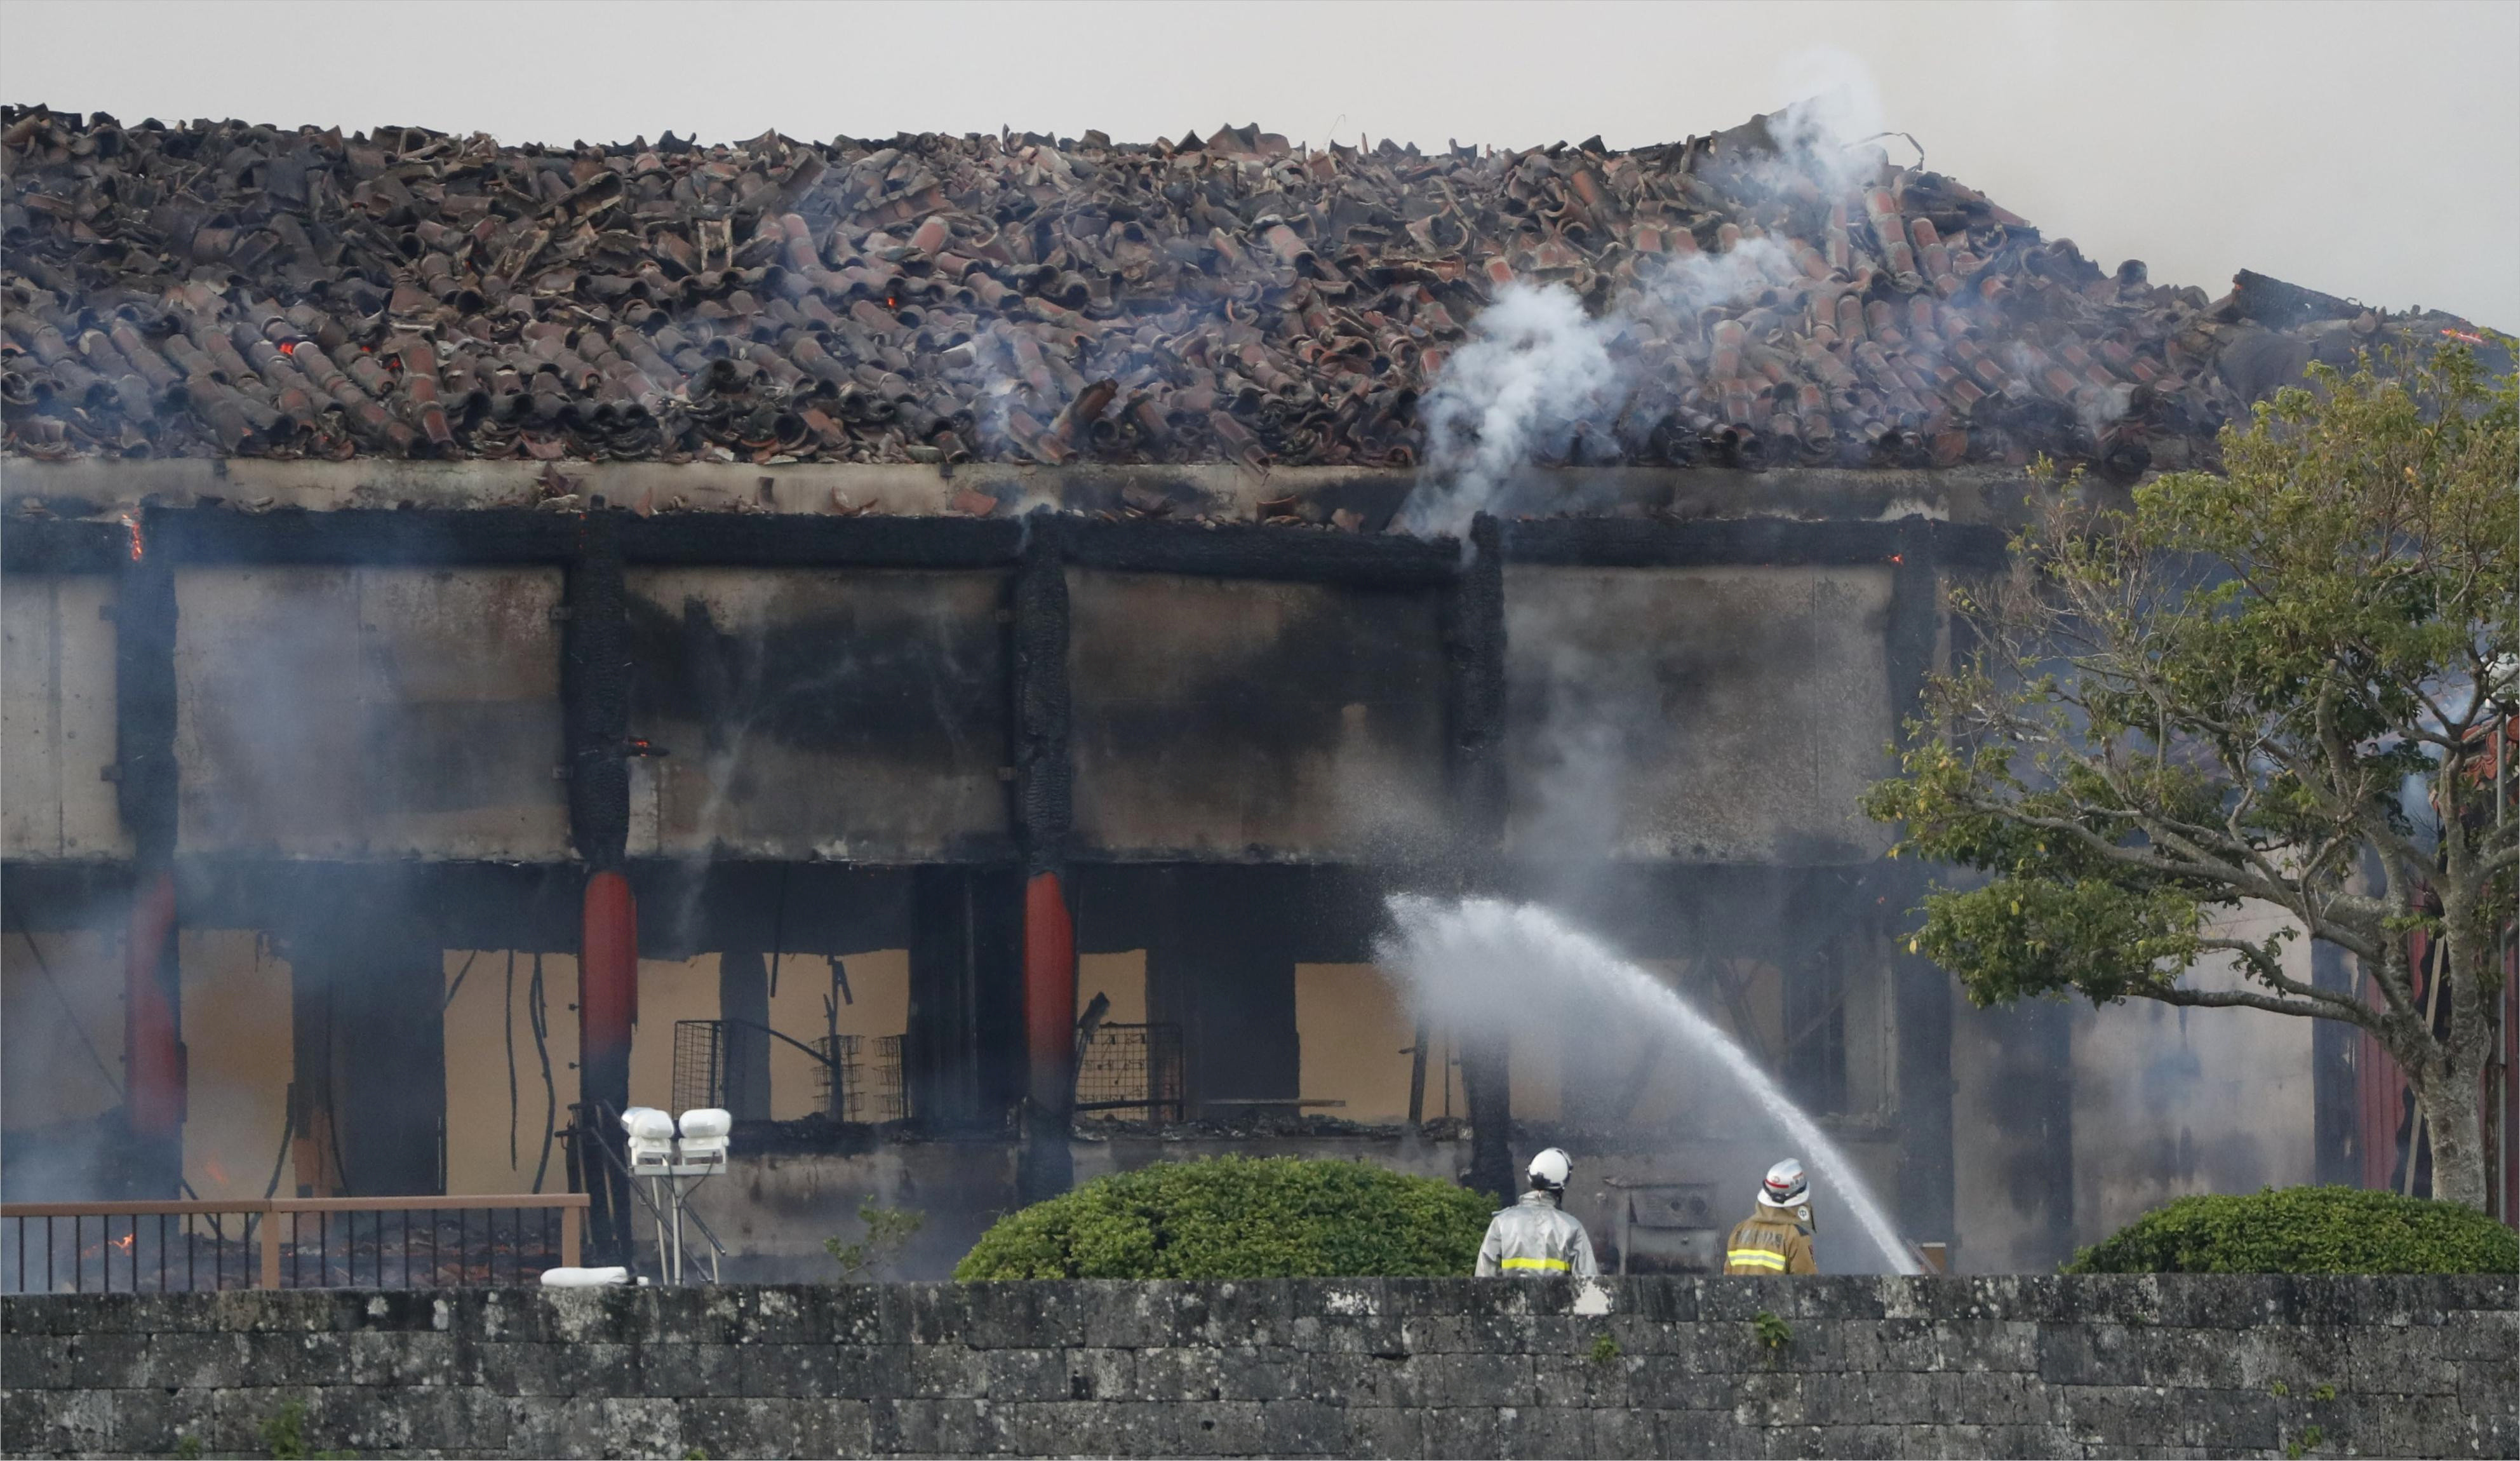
[1475,1190,1598,1277]
[1724,1204,1817,1275]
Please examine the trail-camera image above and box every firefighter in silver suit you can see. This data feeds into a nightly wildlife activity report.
[1475,1147,1599,1277]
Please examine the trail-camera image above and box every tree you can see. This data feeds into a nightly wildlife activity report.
[1864,344,2517,1209]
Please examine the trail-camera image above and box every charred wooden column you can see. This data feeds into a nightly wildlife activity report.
[1445,513,1517,1203]
[907,866,1022,1130]
[1013,513,1076,1202]
[1444,513,1509,854]
[2311,942,2361,1187]
[1884,520,1973,1249]
[1891,937,1957,1248]
[716,950,772,1120]
[564,508,636,1260]
[112,508,184,1197]
[1148,870,1301,1117]
[283,913,446,1197]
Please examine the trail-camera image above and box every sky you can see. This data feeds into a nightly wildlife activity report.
[4,0,2514,326]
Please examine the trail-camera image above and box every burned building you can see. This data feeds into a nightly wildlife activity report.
[3,104,2470,1276]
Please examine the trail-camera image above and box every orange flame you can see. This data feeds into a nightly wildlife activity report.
[121,513,143,562]
[112,1233,133,1251]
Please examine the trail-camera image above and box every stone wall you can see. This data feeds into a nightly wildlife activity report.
[4,1276,2512,1459]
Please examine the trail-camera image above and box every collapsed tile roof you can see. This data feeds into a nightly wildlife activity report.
[0,104,2480,485]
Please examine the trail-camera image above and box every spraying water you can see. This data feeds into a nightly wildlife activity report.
[1379,894,1923,1276]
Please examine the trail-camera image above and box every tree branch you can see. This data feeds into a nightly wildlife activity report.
[2194,937,2369,1015]
[2132,983,2351,1022]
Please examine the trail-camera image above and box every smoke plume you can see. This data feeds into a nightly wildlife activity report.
[1400,283,1621,539]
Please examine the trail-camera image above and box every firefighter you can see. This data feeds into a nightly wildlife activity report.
[1724,1158,1819,1274]
[1475,1147,1599,1277]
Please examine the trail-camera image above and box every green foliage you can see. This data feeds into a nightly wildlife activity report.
[1865,343,2519,1207]
[2286,1423,2328,1458]
[173,1436,203,1460]
[2310,1384,2337,1403]
[824,1201,926,1280]
[2269,1379,2291,1398]
[2065,1186,2519,1274]
[1588,1333,1622,1366]
[1753,1310,1793,1352]
[954,1155,1492,1279]
[261,1402,307,1461]
[257,1401,354,1460]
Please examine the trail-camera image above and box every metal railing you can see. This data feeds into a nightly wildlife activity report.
[1,1194,584,1293]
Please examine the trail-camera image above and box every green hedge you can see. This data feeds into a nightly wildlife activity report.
[955,1155,1493,1279]
[2066,1186,2519,1274]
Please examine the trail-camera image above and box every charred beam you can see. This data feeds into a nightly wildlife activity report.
[620,511,1022,567]
[0,518,124,574]
[145,508,577,565]
[1064,516,1459,586]
[1501,515,2007,572]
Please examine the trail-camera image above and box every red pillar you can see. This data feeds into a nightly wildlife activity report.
[579,869,638,1112]
[123,868,184,1144]
[1023,871,1076,1112]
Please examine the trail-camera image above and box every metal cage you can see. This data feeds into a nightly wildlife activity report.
[865,1035,907,1123]
[811,1033,862,1121]
[670,1020,724,1115]
[1075,1023,1186,1123]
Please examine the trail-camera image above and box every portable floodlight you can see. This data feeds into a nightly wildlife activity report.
[674,1108,732,1166]
[621,1105,678,1170]
[612,1105,734,1286]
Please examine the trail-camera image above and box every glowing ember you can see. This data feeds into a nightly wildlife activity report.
[120,513,142,562]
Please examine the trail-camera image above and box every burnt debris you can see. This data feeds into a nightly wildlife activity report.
[0,104,2481,483]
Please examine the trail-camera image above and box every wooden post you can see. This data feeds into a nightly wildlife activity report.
[560,1201,582,1269]
[256,1205,281,1289]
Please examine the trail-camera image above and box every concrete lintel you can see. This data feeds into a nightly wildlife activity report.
[4,457,2026,526]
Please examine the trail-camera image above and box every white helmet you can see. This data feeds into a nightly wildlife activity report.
[1759,1157,1808,1208]
[1527,1148,1572,1192]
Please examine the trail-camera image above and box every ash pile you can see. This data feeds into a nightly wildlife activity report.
[1,103,2484,487]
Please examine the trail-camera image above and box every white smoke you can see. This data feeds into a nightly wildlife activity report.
[1396,240,1802,539]
[1398,283,1620,539]
[1636,234,1799,318]
[1391,48,1920,542]
[1769,46,1893,192]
